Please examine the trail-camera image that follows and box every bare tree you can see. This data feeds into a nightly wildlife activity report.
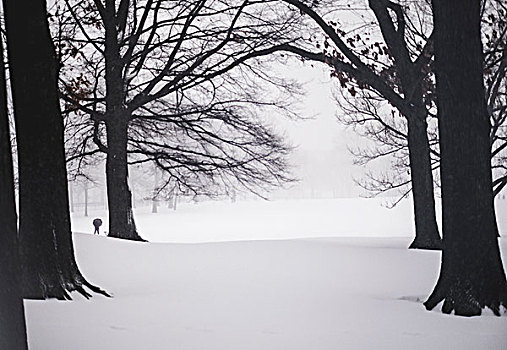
[335,91,438,202]
[278,0,507,248]
[424,0,506,316]
[484,0,507,197]
[3,0,108,299]
[55,0,302,240]
[276,0,441,249]
[336,0,507,201]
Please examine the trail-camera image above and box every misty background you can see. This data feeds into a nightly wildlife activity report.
[68,63,380,214]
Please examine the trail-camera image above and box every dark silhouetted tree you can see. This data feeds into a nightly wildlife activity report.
[3,0,108,299]
[279,0,441,249]
[56,0,300,240]
[337,0,507,202]
[424,0,507,316]
[0,19,28,349]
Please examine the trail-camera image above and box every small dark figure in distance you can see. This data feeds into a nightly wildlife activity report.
[93,218,103,235]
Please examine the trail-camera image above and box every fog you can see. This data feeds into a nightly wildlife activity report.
[270,63,367,199]
[67,60,387,215]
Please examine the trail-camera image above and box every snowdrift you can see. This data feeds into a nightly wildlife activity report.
[25,198,507,349]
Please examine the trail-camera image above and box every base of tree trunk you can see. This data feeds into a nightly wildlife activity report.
[424,276,507,317]
[23,270,111,300]
[107,232,147,242]
[408,237,443,250]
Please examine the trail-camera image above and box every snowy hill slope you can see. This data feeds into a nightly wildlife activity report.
[25,233,507,349]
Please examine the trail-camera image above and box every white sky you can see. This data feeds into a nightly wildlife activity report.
[270,61,365,198]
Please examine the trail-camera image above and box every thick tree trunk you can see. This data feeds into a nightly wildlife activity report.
[425,0,507,316]
[369,0,441,250]
[103,0,144,241]
[398,43,441,251]
[3,0,108,299]
[105,117,144,240]
[407,112,441,250]
[0,31,28,350]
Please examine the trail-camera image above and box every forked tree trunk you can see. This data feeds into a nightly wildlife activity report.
[0,28,28,350]
[3,0,108,299]
[103,0,144,241]
[425,0,507,316]
[369,0,442,250]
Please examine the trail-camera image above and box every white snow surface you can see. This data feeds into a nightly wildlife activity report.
[71,197,420,243]
[25,198,507,349]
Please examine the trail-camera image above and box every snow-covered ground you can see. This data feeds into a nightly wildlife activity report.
[25,198,507,349]
[71,197,419,242]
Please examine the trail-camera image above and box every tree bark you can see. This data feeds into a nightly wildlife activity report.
[405,108,441,250]
[403,83,442,251]
[103,0,144,241]
[368,0,441,250]
[3,0,108,299]
[105,117,143,240]
[0,26,28,350]
[425,0,507,316]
